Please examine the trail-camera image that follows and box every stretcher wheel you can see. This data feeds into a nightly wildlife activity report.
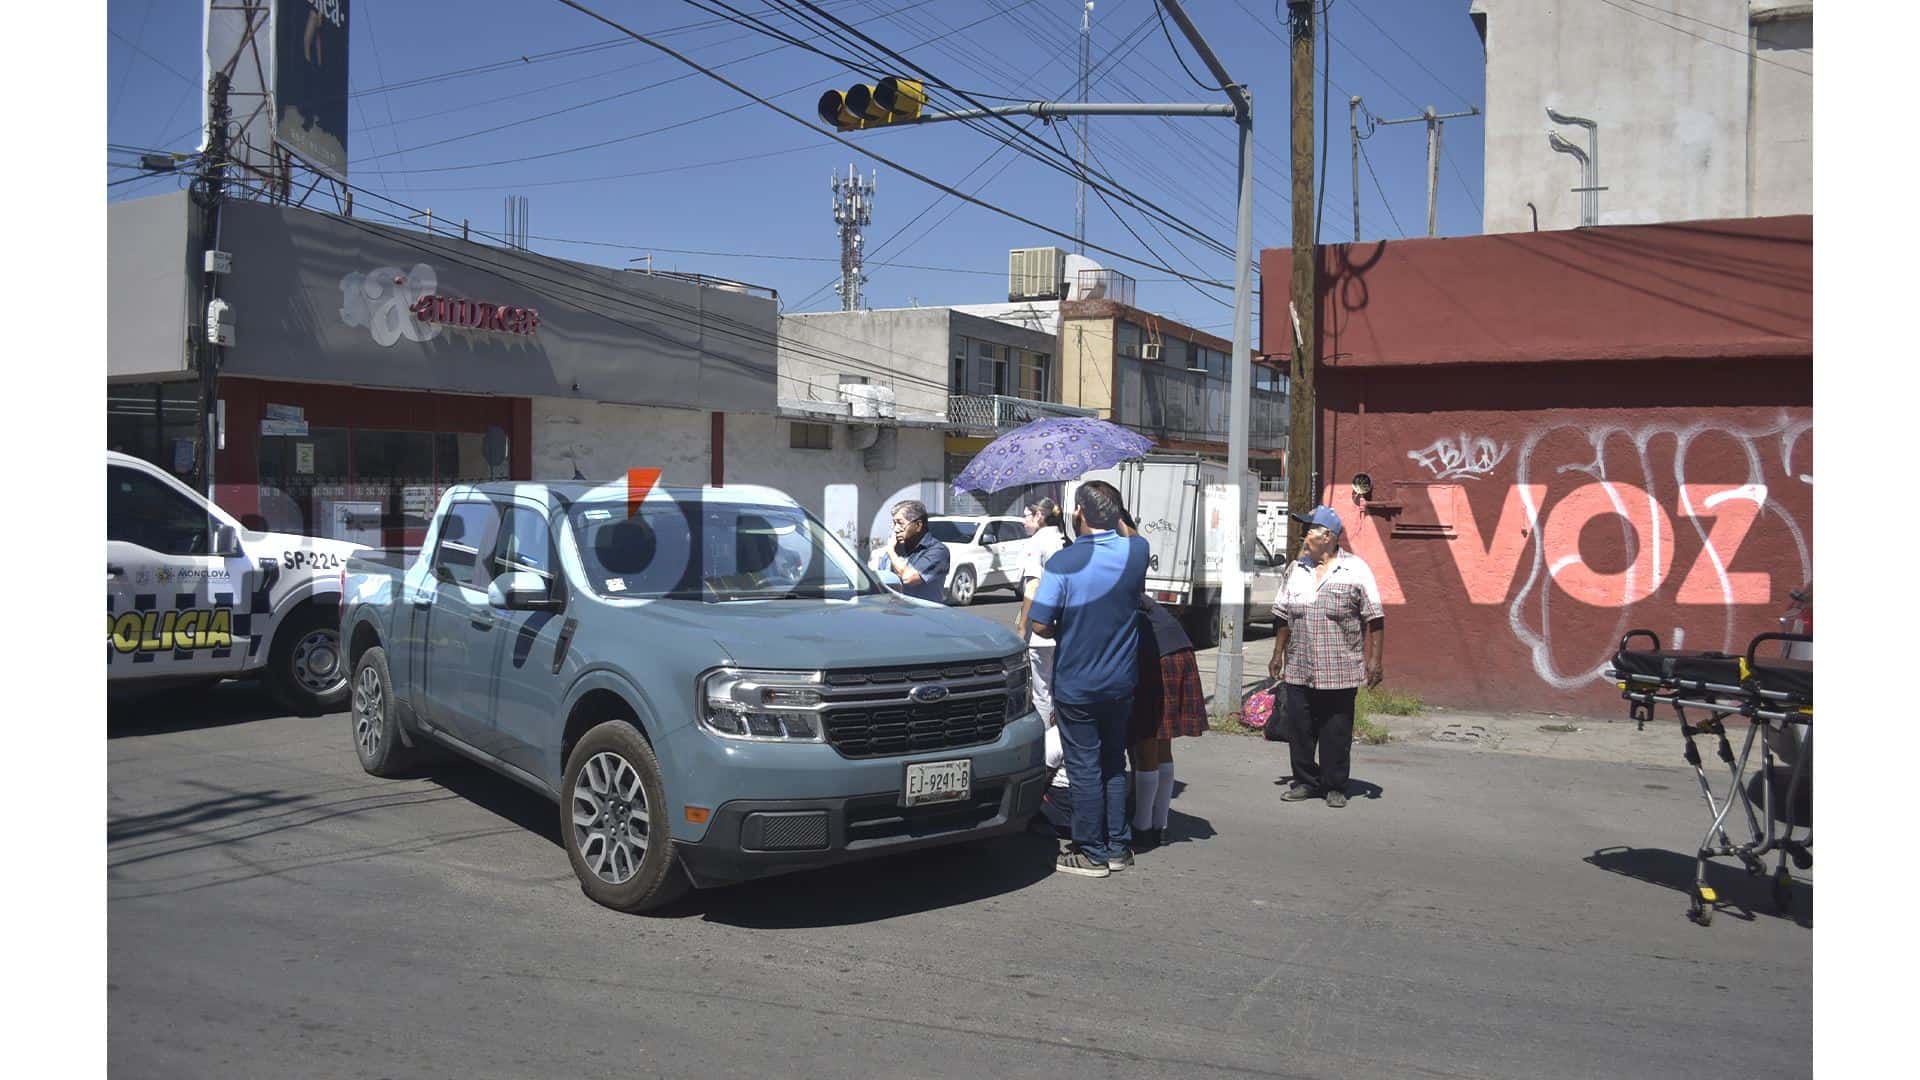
[1771,868,1794,914]
[1689,885,1717,927]
[1787,842,1813,870]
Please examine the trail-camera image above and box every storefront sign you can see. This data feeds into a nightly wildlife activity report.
[408,294,541,337]
[261,418,309,436]
[295,442,315,474]
[264,403,305,422]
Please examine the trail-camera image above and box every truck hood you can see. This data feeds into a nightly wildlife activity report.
[648,592,1023,671]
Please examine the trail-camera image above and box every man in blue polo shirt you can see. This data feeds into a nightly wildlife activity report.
[1029,480,1150,878]
[876,500,950,604]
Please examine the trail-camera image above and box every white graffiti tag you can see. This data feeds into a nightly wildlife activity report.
[1408,434,1511,480]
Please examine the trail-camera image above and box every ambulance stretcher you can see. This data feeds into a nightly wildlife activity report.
[1607,630,1813,926]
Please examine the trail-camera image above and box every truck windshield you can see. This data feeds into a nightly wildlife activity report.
[568,499,881,601]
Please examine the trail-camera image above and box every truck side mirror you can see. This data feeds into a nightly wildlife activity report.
[214,524,242,557]
[488,571,560,612]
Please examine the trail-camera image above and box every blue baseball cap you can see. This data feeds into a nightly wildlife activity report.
[1291,504,1344,537]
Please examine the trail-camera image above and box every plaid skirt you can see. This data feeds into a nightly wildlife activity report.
[1129,647,1209,744]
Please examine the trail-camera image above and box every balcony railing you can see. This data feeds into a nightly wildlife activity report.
[947,393,1096,434]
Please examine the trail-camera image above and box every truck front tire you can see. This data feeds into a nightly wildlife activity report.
[267,604,350,715]
[560,720,691,914]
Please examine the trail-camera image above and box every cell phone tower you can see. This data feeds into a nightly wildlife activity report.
[832,164,875,311]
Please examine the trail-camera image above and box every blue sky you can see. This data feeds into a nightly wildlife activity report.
[106,0,1489,331]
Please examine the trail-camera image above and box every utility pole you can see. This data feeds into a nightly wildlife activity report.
[1286,0,1317,553]
[1376,104,1480,237]
[831,164,875,311]
[807,2,1252,704]
[1349,95,1361,242]
[191,72,233,501]
[1075,1,1093,254]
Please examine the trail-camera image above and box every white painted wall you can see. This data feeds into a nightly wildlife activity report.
[1475,0,1811,233]
[723,412,946,560]
[777,309,953,418]
[530,398,709,485]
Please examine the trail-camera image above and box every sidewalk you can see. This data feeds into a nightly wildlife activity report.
[1196,630,1703,770]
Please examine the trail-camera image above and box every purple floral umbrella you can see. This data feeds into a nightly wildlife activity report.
[950,417,1154,496]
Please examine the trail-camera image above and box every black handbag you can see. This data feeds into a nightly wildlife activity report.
[1242,677,1291,742]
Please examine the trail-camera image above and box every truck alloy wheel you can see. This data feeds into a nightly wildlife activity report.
[350,645,418,778]
[572,751,653,884]
[560,721,689,913]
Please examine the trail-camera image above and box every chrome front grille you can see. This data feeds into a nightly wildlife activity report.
[820,657,1019,758]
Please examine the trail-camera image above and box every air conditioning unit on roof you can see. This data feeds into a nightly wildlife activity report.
[1141,343,1162,360]
[1008,246,1068,302]
[839,383,896,419]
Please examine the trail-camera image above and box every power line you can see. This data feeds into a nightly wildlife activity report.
[545,0,1229,287]
[1345,0,1477,109]
[109,0,158,125]
[1592,0,1810,76]
[1153,0,1223,92]
[1357,139,1404,238]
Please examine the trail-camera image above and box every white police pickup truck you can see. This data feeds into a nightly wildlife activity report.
[107,451,362,713]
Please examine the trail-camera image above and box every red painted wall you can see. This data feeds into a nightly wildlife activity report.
[1262,218,1812,715]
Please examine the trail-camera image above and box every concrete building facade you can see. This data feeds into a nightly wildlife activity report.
[1472,0,1812,233]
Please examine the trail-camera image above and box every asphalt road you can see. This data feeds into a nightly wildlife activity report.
[108,670,1810,1080]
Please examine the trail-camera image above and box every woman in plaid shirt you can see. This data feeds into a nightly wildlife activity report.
[1266,505,1385,809]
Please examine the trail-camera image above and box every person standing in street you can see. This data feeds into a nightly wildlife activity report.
[1029,482,1150,877]
[877,500,950,604]
[1017,497,1071,728]
[1113,509,1206,852]
[1267,505,1386,809]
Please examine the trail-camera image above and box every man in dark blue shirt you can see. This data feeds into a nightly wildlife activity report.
[878,500,950,604]
[1029,480,1150,877]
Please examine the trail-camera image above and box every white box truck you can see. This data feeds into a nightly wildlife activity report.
[1066,454,1284,645]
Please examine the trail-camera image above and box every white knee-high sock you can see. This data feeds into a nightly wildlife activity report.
[1153,762,1175,829]
[1132,768,1160,831]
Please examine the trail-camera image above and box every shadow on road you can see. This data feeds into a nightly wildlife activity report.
[1586,845,1813,929]
[425,760,566,850]
[107,682,331,739]
[1269,776,1388,801]
[677,831,1060,928]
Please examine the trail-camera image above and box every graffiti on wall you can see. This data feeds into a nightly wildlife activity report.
[1406,433,1511,480]
[1348,413,1812,691]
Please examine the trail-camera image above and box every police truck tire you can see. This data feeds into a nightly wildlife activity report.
[351,646,419,778]
[267,605,350,715]
[560,720,691,914]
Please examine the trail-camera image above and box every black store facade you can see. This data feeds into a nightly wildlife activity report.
[108,193,777,546]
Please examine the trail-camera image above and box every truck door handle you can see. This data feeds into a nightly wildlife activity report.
[470,613,493,630]
[108,565,125,578]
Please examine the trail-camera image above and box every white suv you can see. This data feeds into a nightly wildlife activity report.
[924,515,1031,606]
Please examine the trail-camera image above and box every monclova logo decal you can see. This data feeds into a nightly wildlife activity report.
[338,262,539,347]
[107,609,234,653]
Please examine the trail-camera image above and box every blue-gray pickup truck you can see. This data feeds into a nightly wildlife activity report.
[341,480,1046,913]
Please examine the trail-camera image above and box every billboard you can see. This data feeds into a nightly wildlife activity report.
[273,0,350,180]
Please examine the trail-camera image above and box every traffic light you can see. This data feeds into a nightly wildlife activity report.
[816,76,926,132]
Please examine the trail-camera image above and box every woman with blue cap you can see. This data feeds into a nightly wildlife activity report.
[1266,505,1386,808]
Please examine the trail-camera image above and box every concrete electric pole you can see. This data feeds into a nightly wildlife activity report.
[831,165,875,311]
[192,73,233,501]
[1375,104,1480,237]
[1349,95,1361,242]
[1075,1,1093,254]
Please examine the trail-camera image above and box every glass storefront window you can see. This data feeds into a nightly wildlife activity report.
[356,429,437,539]
[257,427,351,535]
[108,382,203,480]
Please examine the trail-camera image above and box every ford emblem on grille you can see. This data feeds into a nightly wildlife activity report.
[909,684,949,704]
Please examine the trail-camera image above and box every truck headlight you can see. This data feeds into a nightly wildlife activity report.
[698,668,827,742]
[1004,652,1031,718]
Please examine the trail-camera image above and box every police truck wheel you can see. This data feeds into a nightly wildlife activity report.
[948,566,977,606]
[351,646,418,778]
[267,605,350,715]
[561,721,690,914]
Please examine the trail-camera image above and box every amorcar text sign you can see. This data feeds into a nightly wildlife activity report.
[409,294,541,336]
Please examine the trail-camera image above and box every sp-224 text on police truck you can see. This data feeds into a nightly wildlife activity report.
[340,479,1046,913]
[107,452,362,713]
